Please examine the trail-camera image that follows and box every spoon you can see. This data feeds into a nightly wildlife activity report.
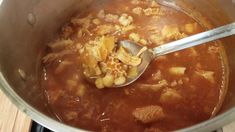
[117,22,235,87]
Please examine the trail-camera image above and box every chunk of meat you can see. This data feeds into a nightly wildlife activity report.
[61,25,74,38]
[46,89,64,104]
[132,105,165,123]
[42,50,75,64]
[48,39,74,51]
[55,61,73,74]
[139,80,168,92]
[143,8,162,16]
[132,7,143,15]
[96,24,115,35]
[71,15,92,29]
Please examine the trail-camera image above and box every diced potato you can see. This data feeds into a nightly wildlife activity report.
[189,48,198,57]
[140,39,148,45]
[161,25,180,39]
[102,74,114,87]
[77,30,83,38]
[98,36,115,60]
[87,45,102,61]
[196,70,215,83]
[150,1,160,8]
[114,76,126,85]
[65,111,78,120]
[97,9,105,18]
[129,33,140,42]
[100,36,115,54]
[122,24,136,32]
[95,78,104,89]
[150,34,164,45]
[94,66,102,75]
[66,80,77,88]
[184,23,197,34]
[92,18,101,25]
[159,88,182,104]
[169,67,186,75]
[127,66,138,78]
[83,67,98,78]
[83,48,98,68]
[76,84,86,97]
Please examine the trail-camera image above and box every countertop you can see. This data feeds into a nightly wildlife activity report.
[0,90,31,132]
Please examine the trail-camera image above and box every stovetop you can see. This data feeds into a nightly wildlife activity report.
[30,121,235,132]
[31,122,52,132]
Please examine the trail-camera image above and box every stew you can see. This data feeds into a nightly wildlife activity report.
[41,0,228,131]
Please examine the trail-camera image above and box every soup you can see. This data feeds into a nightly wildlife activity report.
[41,0,228,131]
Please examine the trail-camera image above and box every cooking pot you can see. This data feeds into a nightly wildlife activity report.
[0,0,235,131]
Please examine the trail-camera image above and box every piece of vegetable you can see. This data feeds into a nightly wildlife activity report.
[129,33,140,42]
[127,66,138,78]
[102,74,114,87]
[114,76,126,85]
[169,67,186,75]
[159,88,182,104]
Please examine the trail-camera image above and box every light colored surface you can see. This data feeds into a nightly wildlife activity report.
[0,90,32,132]
[223,121,235,132]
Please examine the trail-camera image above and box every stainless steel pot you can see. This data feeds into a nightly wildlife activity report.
[0,0,235,131]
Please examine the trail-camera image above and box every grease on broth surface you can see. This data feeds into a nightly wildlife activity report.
[41,0,228,131]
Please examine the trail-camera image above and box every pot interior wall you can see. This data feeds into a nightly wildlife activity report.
[0,0,93,117]
[0,0,235,130]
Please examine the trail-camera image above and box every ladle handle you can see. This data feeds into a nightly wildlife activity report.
[153,22,235,57]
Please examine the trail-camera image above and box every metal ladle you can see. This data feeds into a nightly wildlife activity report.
[116,22,235,87]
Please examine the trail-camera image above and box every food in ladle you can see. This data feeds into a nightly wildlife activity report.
[80,35,146,88]
[41,0,228,131]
